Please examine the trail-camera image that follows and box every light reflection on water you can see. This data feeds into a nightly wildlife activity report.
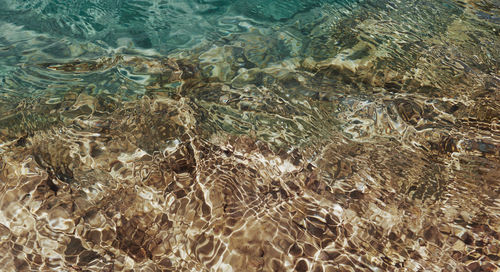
[0,0,499,271]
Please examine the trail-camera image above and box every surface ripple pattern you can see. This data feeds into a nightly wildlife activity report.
[0,0,499,271]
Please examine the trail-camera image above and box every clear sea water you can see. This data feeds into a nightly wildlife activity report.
[0,0,499,271]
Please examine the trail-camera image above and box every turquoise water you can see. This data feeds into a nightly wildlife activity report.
[0,0,363,100]
[0,0,499,271]
[0,0,350,49]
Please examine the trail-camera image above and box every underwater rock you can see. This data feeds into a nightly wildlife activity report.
[0,0,499,271]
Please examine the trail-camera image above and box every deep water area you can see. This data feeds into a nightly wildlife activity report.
[0,0,499,271]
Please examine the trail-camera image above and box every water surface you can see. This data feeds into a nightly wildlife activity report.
[0,0,499,271]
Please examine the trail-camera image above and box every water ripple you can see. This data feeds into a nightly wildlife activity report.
[0,0,499,271]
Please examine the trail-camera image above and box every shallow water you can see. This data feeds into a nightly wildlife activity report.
[0,0,499,271]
